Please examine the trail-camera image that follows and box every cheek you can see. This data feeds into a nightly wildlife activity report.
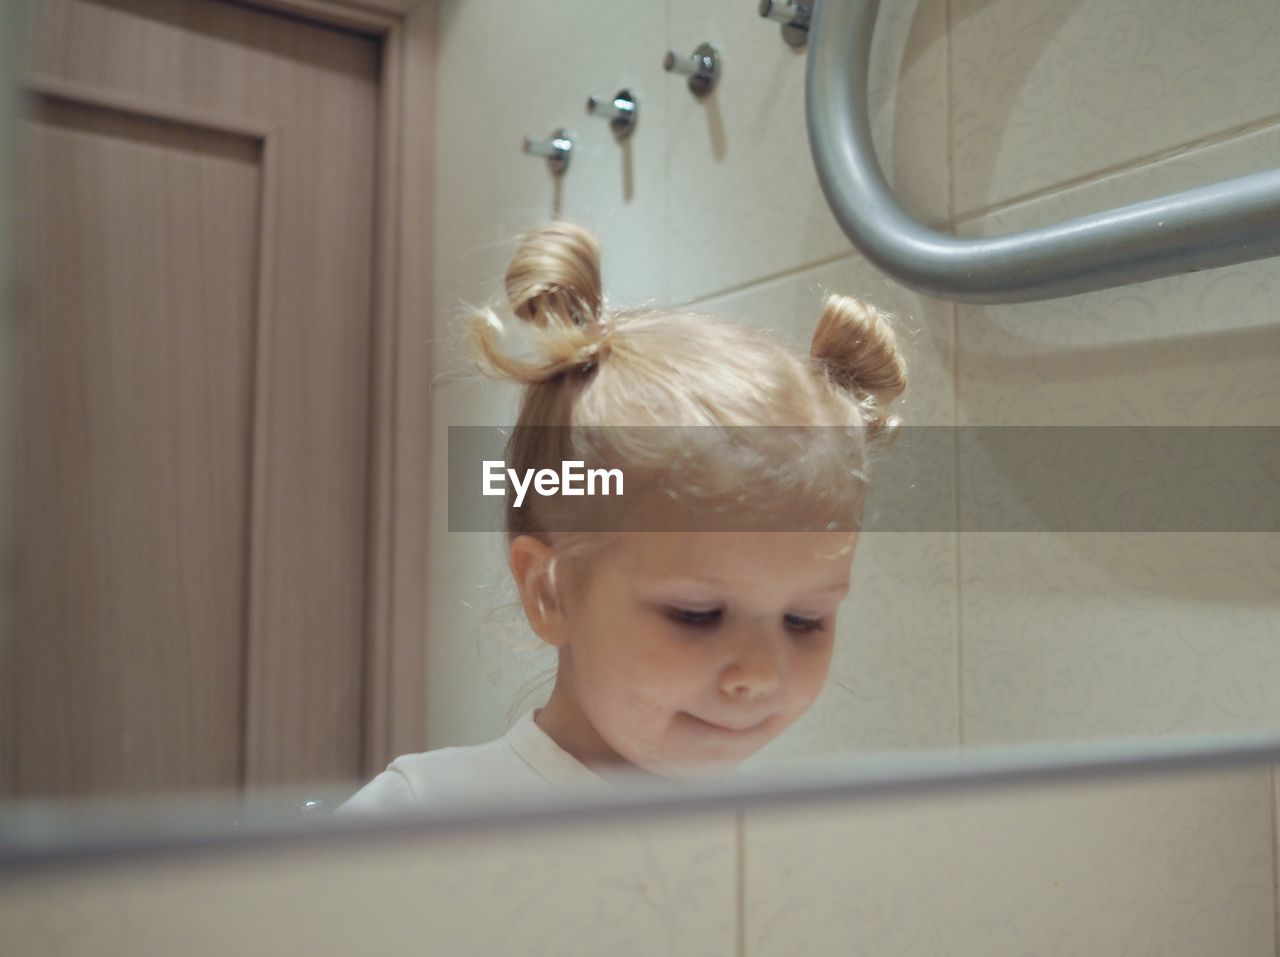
[573,620,699,704]
[622,636,707,702]
[790,637,837,704]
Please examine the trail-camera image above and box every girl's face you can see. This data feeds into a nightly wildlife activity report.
[523,530,855,780]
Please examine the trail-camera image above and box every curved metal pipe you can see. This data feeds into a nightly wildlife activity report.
[805,0,1280,303]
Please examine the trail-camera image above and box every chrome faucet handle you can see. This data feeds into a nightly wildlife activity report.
[663,43,720,97]
[522,128,574,175]
[585,88,638,138]
[758,0,810,47]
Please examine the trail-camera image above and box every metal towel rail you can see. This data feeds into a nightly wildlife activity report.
[806,0,1280,303]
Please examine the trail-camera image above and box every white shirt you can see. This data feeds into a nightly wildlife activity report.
[337,708,614,814]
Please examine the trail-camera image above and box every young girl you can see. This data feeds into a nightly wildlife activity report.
[340,221,907,813]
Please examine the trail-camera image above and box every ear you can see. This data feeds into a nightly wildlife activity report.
[508,535,568,647]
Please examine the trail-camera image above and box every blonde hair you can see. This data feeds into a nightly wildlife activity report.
[467,221,907,599]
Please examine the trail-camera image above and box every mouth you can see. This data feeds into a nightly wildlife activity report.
[685,712,769,734]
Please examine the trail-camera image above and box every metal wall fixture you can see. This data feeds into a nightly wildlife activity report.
[806,0,1280,302]
[585,88,638,138]
[759,0,810,47]
[663,43,720,97]
[522,128,574,175]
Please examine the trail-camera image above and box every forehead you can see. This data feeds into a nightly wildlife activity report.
[611,531,856,585]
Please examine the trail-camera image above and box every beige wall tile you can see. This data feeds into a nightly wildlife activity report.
[950,125,1280,746]
[745,769,1275,956]
[962,532,1280,744]
[666,0,949,305]
[955,125,1280,397]
[950,0,1280,216]
[0,811,738,956]
[432,0,500,332]
[488,0,669,310]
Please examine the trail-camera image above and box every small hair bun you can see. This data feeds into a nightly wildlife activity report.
[467,222,611,385]
[505,221,606,333]
[811,293,908,442]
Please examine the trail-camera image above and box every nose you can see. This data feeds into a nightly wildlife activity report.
[719,625,783,702]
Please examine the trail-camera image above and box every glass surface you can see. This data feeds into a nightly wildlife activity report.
[4,740,1278,956]
[2,0,1277,867]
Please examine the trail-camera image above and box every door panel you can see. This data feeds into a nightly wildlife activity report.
[12,96,260,795]
[6,0,380,798]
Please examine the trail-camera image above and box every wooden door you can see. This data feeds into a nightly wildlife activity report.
[4,0,382,799]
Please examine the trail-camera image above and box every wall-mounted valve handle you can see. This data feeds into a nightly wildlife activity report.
[585,88,638,138]
[522,128,574,175]
[758,0,810,47]
[663,43,720,97]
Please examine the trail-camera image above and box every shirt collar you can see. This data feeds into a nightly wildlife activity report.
[505,708,617,793]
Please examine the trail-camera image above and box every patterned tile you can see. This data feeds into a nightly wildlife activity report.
[0,812,738,956]
[666,0,949,304]
[746,768,1274,956]
[950,0,1280,215]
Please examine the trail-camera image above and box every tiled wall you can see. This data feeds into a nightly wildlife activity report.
[745,767,1274,956]
[423,0,1280,952]
[3,769,1272,954]
[951,4,1280,747]
[427,0,958,760]
[0,810,739,954]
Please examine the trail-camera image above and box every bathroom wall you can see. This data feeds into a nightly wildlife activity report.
[2,766,1272,954]
[948,0,1280,748]
[425,0,957,763]
[424,0,1280,760]
[418,0,1280,951]
[0,2,1273,953]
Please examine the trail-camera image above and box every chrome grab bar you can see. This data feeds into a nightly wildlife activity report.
[805,0,1280,303]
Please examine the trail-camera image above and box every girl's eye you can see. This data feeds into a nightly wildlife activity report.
[666,608,827,634]
[667,607,722,628]
[785,614,826,634]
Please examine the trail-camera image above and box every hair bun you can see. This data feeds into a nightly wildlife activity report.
[505,221,605,332]
[466,222,611,385]
[810,293,908,442]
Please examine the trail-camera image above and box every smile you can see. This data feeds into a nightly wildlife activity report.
[685,712,768,734]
